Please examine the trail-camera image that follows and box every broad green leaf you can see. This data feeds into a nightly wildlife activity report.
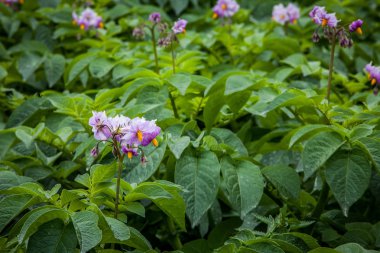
[17,53,44,81]
[224,75,252,96]
[249,242,285,253]
[167,73,192,96]
[44,54,65,87]
[302,132,345,180]
[89,57,115,78]
[126,141,167,184]
[65,52,97,84]
[358,137,380,171]
[168,136,191,159]
[335,243,374,253]
[289,124,334,148]
[204,90,225,131]
[6,97,53,128]
[105,217,130,241]
[71,211,102,253]
[210,128,248,156]
[90,163,116,185]
[208,218,242,249]
[125,227,152,250]
[175,149,220,227]
[0,171,33,190]
[326,149,371,216]
[26,219,77,253]
[0,65,7,80]
[182,239,211,253]
[262,165,300,199]
[0,194,36,232]
[18,207,70,244]
[221,157,264,218]
[0,131,15,159]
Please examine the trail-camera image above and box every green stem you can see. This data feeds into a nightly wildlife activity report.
[168,91,179,119]
[114,152,123,219]
[326,30,337,103]
[167,218,182,250]
[311,181,330,219]
[171,42,176,74]
[151,26,159,73]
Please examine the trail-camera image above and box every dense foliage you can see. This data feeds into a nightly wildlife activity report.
[1,0,380,252]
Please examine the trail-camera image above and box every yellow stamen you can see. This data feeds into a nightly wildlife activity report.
[182,29,186,34]
[221,4,227,10]
[98,22,104,29]
[80,24,85,30]
[152,138,158,147]
[322,19,328,27]
[72,20,77,25]
[127,152,133,159]
[368,73,371,79]
[212,13,218,19]
[19,0,24,4]
[371,78,377,86]
[280,14,285,20]
[293,19,297,24]
[356,27,362,35]
[137,130,143,142]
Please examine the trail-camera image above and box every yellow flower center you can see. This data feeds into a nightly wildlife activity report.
[280,14,285,20]
[127,151,133,159]
[292,19,297,24]
[322,19,328,26]
[98,22,104,29]
[152,138,158,147]
[221,4,227,10]
[356,27,362,35]
[212,13,218,19]
[371,78,377,86]
[137,130,143,142]
[80,24,85,30]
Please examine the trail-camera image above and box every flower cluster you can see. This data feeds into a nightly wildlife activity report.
[309,6,363,48]
[365,63,380,95]
[0,0,23,6]
[272,3,300,25]
[157,18,188,47]
[212,0,239,19]
[72,8,104,30]
[89,111,161,160]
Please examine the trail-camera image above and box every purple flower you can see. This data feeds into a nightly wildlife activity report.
[272,3,300,25]
[272,4,288,25]
[108,115,130,141]
[365,63,380,86]
[122,117,161,147]
[121,145,139,159]
[212,0,240,19]
[349,19,363,34]
[89,111,112,141]
[286,4,300,24]
[72,8,103,30]
[172,19,187,34]
[309,6,339,28]
[149,12,161,24]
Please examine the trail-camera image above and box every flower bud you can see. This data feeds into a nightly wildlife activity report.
[312,32,320,43]
[91,146,99,157]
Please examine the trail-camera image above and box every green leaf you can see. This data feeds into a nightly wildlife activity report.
[71,211,102,253]
[17,53,44,81]
[105,217,130,241]
[126,141,167,184]
[335,243,373,253]
[167,73,192,96]
[358,137,380,171]
[168,136,191,159]
[326,149,371,216]
[44,54,65,88]
[0,194,36,232]
[308,248,340,253]
[224,75,252,96]
[125,227,152,250]
[65,52,97,84]
[124,182,172,202]
[289,124,334,148]
[90,163,116,185]
[0,65,7,80]
[175,149,220,227]
[210,128,248,157]
[182,239,211,253]
[221,157,264,218]
[170,0,189,15]
[302,132,345,180]
[262,165,300,199]
[0,171,33,190]
[26,219,77,253]
[18,207,70,244]
[89,57,115,79]
[204,90,225,131]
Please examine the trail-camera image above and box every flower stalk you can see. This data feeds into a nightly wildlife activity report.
[326,29,337,103]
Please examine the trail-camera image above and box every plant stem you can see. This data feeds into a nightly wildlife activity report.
[167,217,182,250]
[326,30,337,103]
[171,42,176,74]
[311,181,329,219]
[114,153,123,219]
[168,91,179,119]
[151,26,159,73]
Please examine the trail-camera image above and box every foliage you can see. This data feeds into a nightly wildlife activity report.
[1,0,380,252]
